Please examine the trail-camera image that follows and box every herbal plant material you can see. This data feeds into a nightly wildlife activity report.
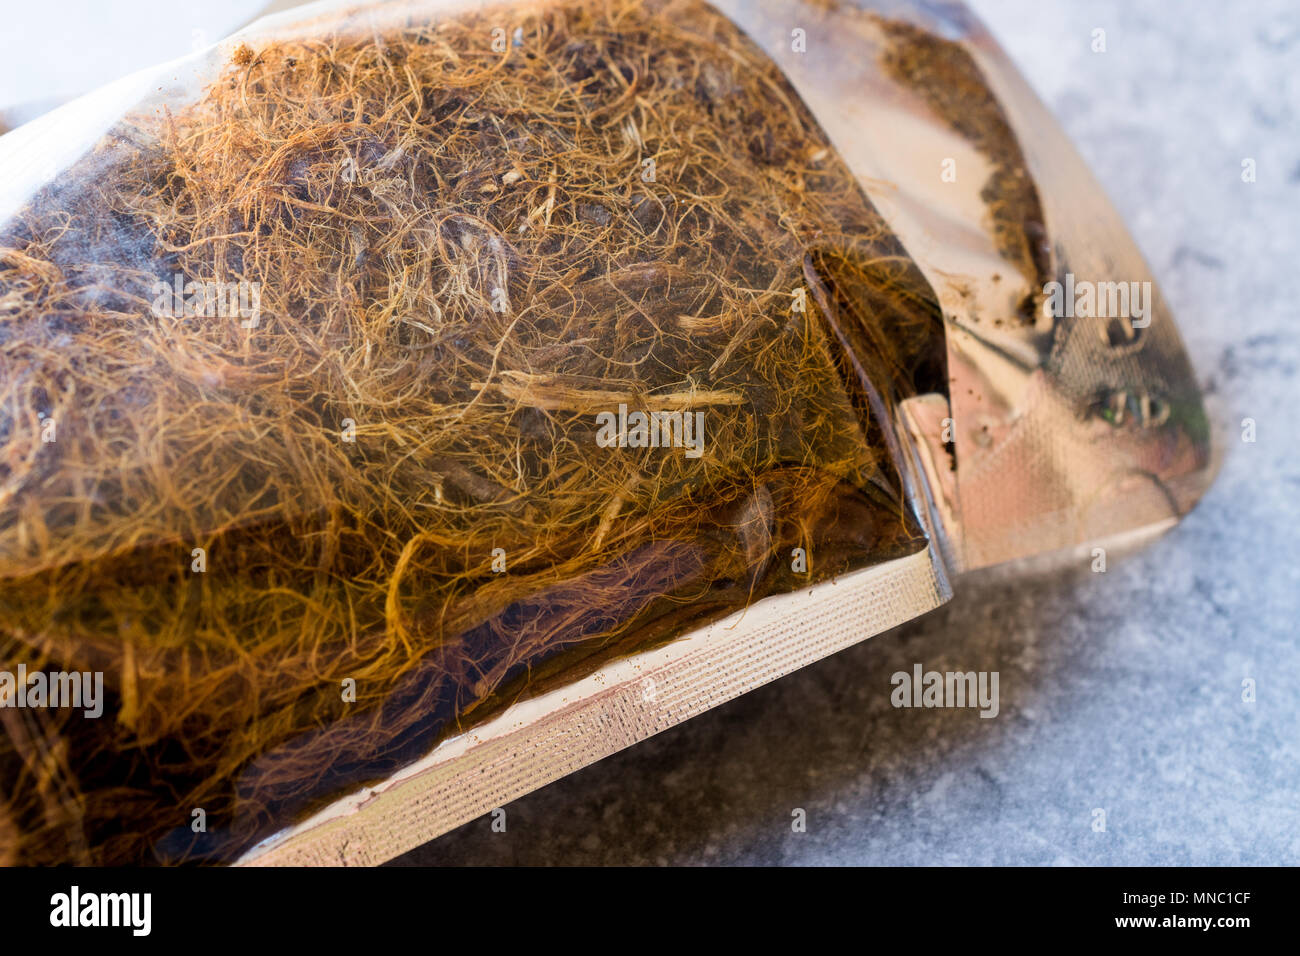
[0,0,944,864]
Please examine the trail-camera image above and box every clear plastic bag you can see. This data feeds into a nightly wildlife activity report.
[0,0,1212,865]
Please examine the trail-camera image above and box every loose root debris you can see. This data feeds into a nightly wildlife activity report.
[0,0,943,863]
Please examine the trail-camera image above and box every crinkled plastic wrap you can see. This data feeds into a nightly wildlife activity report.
[0,0,1212,865]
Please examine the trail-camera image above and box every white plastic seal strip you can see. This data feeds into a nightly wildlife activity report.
[238,545,948,866]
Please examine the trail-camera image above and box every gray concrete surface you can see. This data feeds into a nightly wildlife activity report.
[394,0,1299,866]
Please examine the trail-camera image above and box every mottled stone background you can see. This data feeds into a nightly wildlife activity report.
[395,0,1300,866]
